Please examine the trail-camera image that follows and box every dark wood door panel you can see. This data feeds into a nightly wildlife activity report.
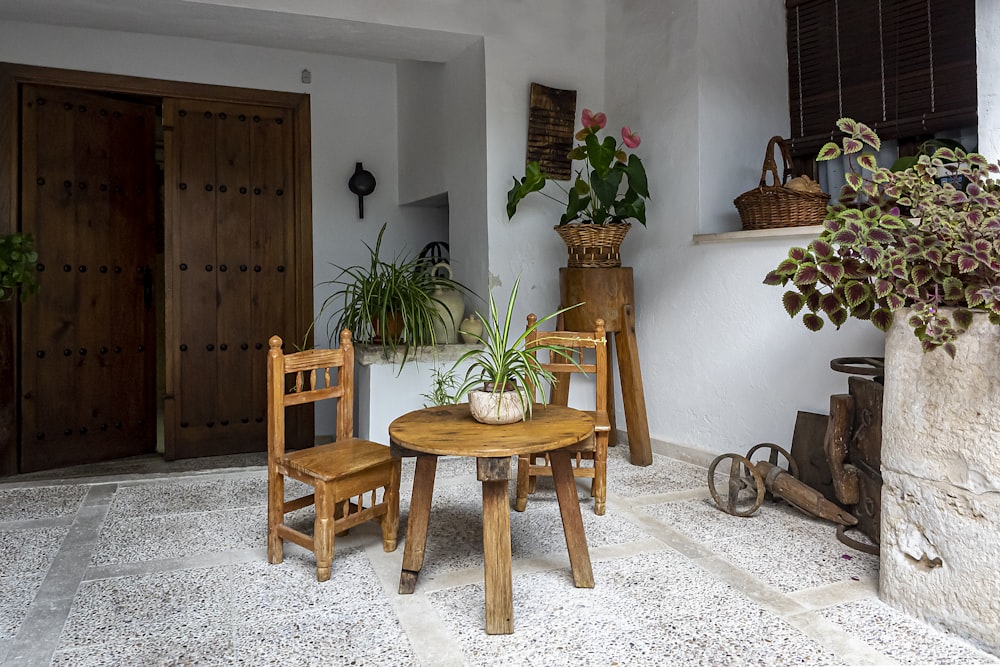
[19,85,157,471]
[164,98,306,459]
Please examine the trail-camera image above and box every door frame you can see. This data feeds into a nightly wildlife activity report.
[0,63,313,476]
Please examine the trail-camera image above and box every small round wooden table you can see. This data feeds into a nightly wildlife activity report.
[389,403,596,635]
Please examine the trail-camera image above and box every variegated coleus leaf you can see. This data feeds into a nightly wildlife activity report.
[858,245,882,265]
[958,255,980,273]
[817,142,842,161]
[953,308,974,331]
[935,148,958,163]
[844,280,871,307]
[943,276,964,301]
[851,300,873,320]
[867,228,894,244]
[857,152,879,171]
[910,265,933,287]
[842,138,863,154]
[793,262,820,286]
[823,217,844,233]
[871,308,893,332]
[806,288,821,312]
[763,270,786,286]
[845,172,864,191]
[802,312,824,331]
[836,117,859,134]
[830,308,849,327]
[966,153,989,168]
[775,258,800,275]
[924,247,944,265]
[783,290,806,317]
[942,342,957,358]
[842,257,871,279]
[818,260,845,283]
[788,246,809,261]
[871,168,892,184]
[810,238,834,259]
[833,229,858,245]
[819,291,843,315]
[884,293,906,310]
[855,123,880,150]
[875,278,894,298]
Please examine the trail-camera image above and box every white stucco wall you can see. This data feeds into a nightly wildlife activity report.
[605,0,885,458]
[977,0,1000,160]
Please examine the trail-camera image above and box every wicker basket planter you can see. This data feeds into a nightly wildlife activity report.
[554,222,631,268]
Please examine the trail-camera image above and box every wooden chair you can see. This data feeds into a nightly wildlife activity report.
[266,331,401,581]
[514,315,610,515]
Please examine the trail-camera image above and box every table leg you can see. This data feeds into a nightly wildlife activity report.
[478,457,514,635]
[399,454,438,594]
[550,449,595,588]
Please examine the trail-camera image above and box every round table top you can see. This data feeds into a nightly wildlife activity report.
[388,403,595,458]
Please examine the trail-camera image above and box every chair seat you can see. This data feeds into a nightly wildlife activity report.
[282,439,393,482]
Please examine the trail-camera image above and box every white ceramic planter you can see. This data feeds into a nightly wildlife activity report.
[880,308,1000,654]
[468,389,525,425]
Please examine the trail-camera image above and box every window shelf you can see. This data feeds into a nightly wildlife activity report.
[692,225,823,244]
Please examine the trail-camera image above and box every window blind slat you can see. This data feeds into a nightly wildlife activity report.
[787,0,976,158]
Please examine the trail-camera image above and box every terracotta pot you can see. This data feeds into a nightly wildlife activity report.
[372,312,404,344]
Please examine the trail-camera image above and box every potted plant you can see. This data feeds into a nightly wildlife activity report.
[763,117,1000,357]
[316,223,472,362]
[0,232,39,302]
[506,108,650,267]
[450,276,580,424]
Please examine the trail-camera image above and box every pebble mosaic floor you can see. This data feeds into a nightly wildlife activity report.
[1,444,998,666]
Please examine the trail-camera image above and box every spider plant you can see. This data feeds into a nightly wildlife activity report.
[451,276,581,420]
[314,223,471,364]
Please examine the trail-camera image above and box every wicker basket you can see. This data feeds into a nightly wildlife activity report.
[734,136,829,230]
[555,222,631,268]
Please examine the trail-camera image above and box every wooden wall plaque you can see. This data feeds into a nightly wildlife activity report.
[526,82,577,181]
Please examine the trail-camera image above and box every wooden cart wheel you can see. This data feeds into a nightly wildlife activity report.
[708,453,765,517]
[746,442,799,479]
[830,356,885,376]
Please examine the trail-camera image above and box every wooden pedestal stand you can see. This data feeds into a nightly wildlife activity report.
[559,267,652,466]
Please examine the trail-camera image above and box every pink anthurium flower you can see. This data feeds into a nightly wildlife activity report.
[622,126,641,149]
[581,108,607,130]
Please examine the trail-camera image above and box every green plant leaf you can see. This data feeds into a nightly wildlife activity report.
[506,161,547,219]
[625,154,649,198]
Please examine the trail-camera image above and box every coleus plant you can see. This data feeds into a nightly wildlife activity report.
[764,118,1000,357]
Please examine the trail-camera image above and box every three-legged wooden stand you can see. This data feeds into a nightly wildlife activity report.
[559,267,652,466]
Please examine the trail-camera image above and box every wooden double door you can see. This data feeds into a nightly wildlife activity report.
[14,73,312,473]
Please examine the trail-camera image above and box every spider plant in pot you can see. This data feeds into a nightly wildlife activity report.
[315,223,471,364]
[450,276,581,424]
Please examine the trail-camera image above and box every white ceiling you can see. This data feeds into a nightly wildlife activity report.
[0,0,479,62]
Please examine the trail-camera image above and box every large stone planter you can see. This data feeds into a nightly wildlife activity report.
[880,309,1000,654]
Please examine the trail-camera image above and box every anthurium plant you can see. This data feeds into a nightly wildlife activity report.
[506,109,649,226]
[764,117,1000,357]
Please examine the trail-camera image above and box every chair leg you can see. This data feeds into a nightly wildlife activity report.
[313,483,335,582]
[593,435,608,516]
[513,455,530,512]
[528,454,541,493]
[267,470,284,565]
[382,460,401,552]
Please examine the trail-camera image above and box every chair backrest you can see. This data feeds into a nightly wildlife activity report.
[524,314,608,413]
[267,330,356,458]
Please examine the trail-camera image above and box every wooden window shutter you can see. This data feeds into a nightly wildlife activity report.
[786,0,977,158]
